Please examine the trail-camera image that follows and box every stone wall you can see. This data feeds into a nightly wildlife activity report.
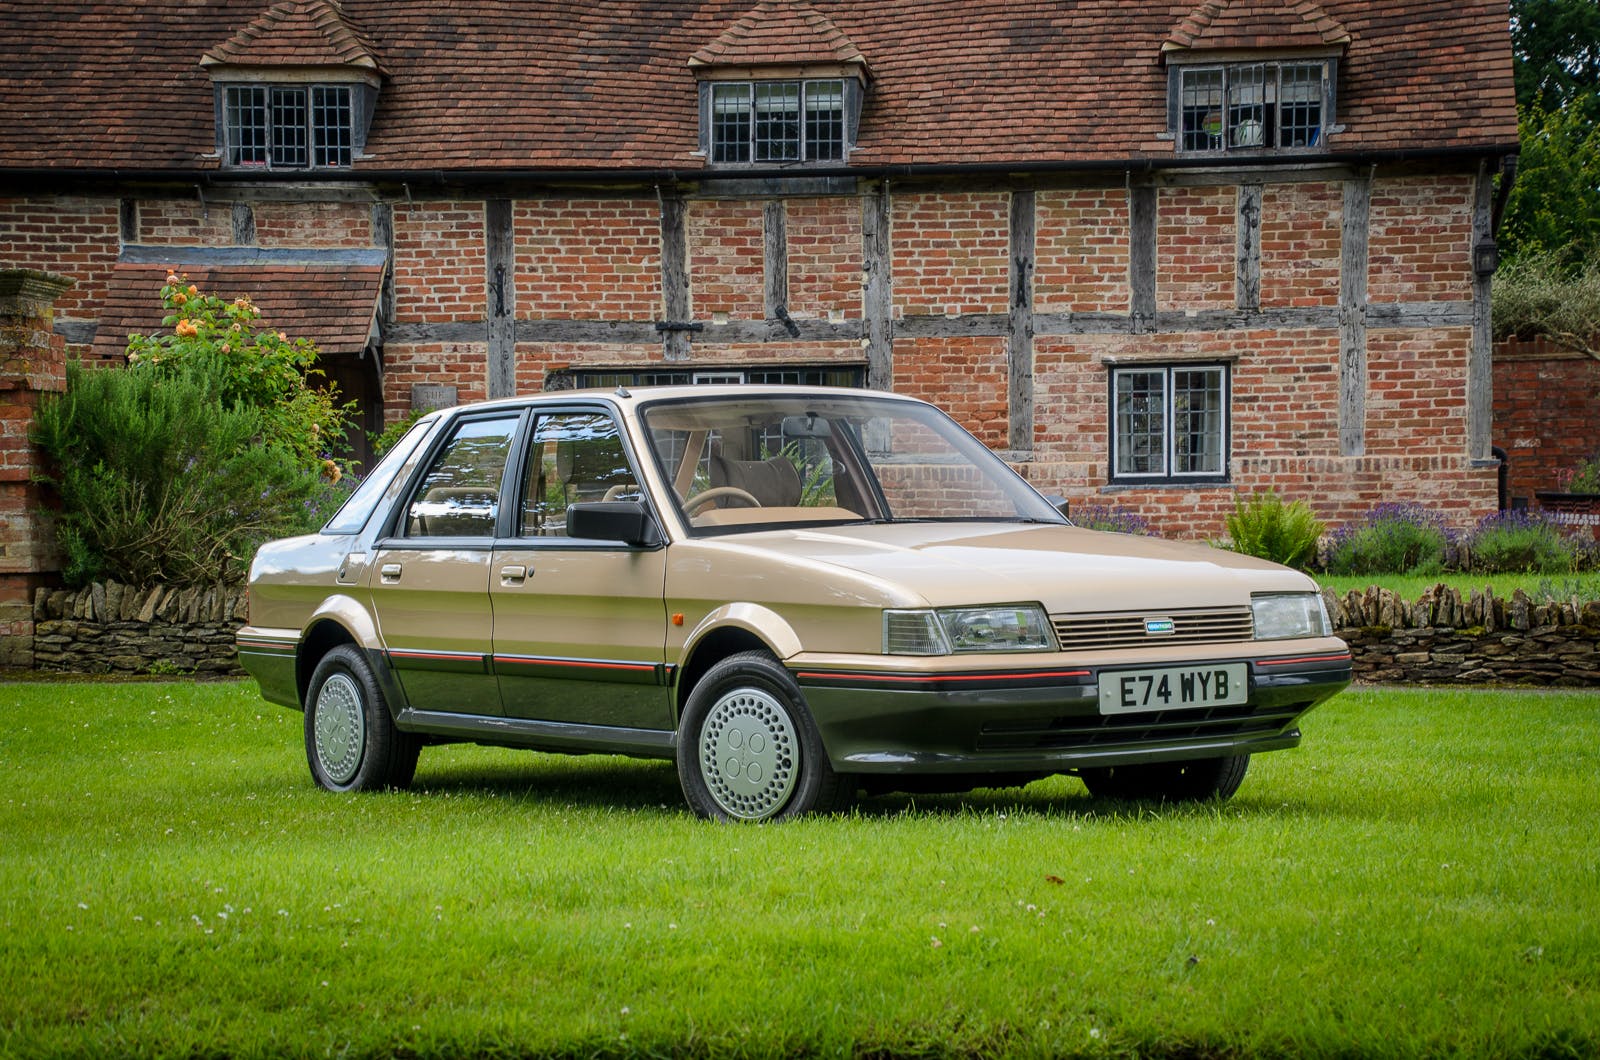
[30,582,248,676]
[24,579,1600,688]
[1325,585,1600,687]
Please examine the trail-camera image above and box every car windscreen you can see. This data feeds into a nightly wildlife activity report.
[639,393,1065,535]
[322,417,438,535]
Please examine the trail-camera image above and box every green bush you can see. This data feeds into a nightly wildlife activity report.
[1464,511,1578,574]
[31,362,336,587]
[124,272,350,469]
[1325,503,1450,576]
[1224,491,1324,569]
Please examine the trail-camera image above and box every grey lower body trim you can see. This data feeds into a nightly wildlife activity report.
[394,708,676,759]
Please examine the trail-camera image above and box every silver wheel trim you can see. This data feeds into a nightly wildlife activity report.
[313,672,365,785]
[698,686,800,820]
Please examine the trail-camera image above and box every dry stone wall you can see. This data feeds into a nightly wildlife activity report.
[23,580,1600,687]
[30,582,248,676]
[1324,585,1600,687]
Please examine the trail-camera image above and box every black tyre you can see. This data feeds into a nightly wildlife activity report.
[304,645,421,792]
[677,651,851,822]
[1080,754,1249,803]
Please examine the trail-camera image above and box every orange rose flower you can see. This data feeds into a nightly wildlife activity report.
[174,319,198,338]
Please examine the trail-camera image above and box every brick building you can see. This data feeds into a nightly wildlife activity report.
[1,0,1519,547]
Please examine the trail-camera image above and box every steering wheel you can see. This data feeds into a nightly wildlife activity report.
[684,486,763,515]
[601,484,636,502]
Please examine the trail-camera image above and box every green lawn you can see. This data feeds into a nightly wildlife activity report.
[1,679,1597,1059]
[1315,570,1600,604]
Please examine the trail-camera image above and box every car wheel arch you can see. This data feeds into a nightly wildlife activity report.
[675,624,784,719]
[296,619,360,708]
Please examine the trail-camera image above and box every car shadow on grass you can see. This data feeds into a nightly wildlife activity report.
[403,751,1318,822]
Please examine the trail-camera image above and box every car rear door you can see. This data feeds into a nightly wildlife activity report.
[368,410,523,716]
[490,407,673,731]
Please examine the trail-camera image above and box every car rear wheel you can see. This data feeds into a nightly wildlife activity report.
[304,645,421,792]
[1080,754,1249,802]
[677,651,851,822]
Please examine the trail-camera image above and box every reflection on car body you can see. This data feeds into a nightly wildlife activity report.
[238,385,1351,821]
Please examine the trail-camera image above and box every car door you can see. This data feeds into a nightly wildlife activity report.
[368,410,523,716]
[490,408,673,731]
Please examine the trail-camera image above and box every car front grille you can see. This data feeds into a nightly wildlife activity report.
[1051,606,1253,654]
[976,702,1301,752]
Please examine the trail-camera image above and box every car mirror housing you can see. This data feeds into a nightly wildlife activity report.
[567,501,663,548]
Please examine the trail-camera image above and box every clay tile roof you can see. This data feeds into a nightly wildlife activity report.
[201,0,381,71]
[93,262,384,360]
[690,0,867,71]
[1165,0,1351,52]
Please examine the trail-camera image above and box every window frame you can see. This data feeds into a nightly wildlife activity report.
[218,81,367,171]
[1108,364,1231,485]
[700,77,859,167]
[1167,58,1336,154]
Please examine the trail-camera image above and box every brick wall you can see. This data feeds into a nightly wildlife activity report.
[514,199,661,319]
[1493,337,1600,506]
[895,335,1009,448]
[254,201,373,247]
[1260,182,1340,308]
[892,192,1009,316]
[786,196,861,320]
[1157,186,1235,310]
[392,202,486,324]
[136,200,234,245]
[1368,175,1473,302]
[1034,188,1128,313]
[0,196,119,321]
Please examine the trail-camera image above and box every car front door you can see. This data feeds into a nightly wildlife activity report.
[368,411,523,716]
[490,408,673,732]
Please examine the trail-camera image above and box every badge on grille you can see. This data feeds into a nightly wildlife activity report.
[1144,617,1176,636]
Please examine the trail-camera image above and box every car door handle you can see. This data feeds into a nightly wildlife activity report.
[499,565,527,586]
[380,563,402,583]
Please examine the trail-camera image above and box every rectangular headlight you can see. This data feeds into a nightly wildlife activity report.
[885,606,1054,654]
[1252,593,1331,641]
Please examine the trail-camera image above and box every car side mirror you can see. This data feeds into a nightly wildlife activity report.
[567,501,663,548]
[1043,494,1070,519]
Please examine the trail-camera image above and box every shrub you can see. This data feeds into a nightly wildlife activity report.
[1071,504,1153,535]
[31,361,337,587]
[1224,491,1324,570]
[1464,510,1578,574]
[124,273,350,468]
[1325,503,1451,576]
[1561,453,1600,494]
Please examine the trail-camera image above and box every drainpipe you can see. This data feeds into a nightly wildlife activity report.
[1493,446,1510,512]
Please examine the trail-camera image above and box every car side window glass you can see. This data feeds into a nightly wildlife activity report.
[522,412,640,537]
[404,416,518,538]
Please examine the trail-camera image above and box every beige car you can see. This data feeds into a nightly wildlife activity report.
[238,386,1350,821]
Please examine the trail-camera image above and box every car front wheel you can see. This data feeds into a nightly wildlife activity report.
[1080,754,1249,802]
[677,651,851,822]
[304,644,420,792]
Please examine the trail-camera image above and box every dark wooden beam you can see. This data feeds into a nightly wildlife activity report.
[1339,177,1371,457]
[659,192,691,363]
[1008,189,1036,452]
[1236,183,1262,312]
[862,181,894,390]
[1129,185,1158,333]
[485,198,516,398]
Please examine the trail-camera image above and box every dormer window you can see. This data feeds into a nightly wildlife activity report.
[223,83,355,169]
[710,79,848,164]
[689,1,870,168]
[201,0,383,172]
[1173,60,1334,152]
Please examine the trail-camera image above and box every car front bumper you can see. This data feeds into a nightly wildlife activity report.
[791,648,1352,775]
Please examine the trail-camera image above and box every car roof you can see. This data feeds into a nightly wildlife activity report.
[431,384,925,418]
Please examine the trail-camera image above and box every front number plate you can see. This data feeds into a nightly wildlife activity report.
[1098,663,1249,714]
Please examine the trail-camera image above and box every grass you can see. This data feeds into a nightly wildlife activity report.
[1315,569,1600,604]
[1,680,1597,1059]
